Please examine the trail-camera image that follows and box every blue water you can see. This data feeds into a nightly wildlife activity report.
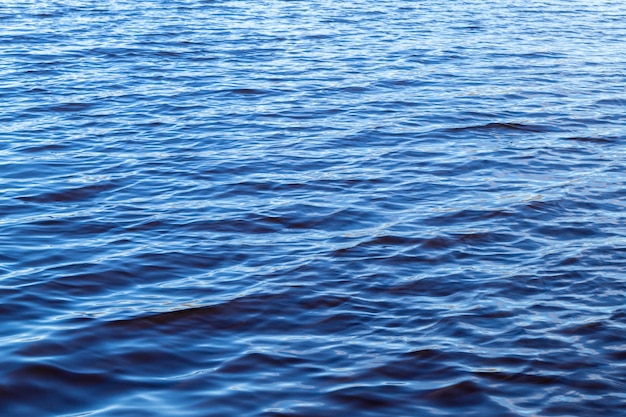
[2,0,626,415]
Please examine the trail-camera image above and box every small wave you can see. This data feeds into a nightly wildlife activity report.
[444,122,561,133]
[18,182,119,203]
[565,136,615,144]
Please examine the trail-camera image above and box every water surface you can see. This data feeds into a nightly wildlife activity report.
[1,0,626,416]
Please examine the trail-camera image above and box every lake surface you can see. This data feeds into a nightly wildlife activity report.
[2,0,626,415]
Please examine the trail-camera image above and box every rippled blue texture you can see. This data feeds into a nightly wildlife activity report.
[2,0,626,415]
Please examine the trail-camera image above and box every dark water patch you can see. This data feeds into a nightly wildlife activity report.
[423,209,514,226]
[18,181,120,203]
[595,97,626,107]
[30,267,139,298]
[0,364,117,416]
[226,88,276,96]
[445,122,562,134]
[565,136,616,144]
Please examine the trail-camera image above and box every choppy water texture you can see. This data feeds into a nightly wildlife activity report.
[2,0,626,415]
